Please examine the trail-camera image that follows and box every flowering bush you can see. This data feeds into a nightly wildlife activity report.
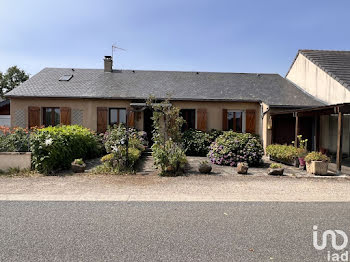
[182,129,211,156]
[101,125,145,171]
[152,139,187,175]
[0,126,32,152]
[30,125,102,174]
[208,131,263,167]
[266,144,298,162]
[103,125,146,153]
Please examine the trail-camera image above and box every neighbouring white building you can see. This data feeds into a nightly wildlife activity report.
[271,50,350,172]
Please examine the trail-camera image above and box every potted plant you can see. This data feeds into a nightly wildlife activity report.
[293,135,308,169]
[198,160,212,174]
[268,163,284,176]
[237,162,248,174]
[297,148,307,169]
[305,152,329,175]
[71,158,86,173]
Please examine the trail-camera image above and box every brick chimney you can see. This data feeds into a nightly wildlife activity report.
[104,56,113,72]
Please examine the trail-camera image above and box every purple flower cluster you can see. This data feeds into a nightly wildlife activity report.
[207,131,263,167]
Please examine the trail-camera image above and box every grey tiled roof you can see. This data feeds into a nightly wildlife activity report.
[6,67,323,107]
[299,50,350,90]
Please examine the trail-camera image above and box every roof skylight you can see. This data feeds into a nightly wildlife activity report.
[59,75,73,81]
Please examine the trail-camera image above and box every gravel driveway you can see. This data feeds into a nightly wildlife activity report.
[0,156,349,201]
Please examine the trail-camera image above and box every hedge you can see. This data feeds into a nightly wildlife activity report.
[30,125,102,173]
[182,129,223,156]
[266,144,298,163]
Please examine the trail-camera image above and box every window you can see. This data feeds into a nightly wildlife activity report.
[227,111,243,132]
[109,108,126,126]
[59,75,73,81]
[180,109,196,131]
[43,107,60,127]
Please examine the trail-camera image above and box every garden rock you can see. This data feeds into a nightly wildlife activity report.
[198,163,212,174]
[237,162,248,174]
[268,168,284,176]
[71,163,86,173]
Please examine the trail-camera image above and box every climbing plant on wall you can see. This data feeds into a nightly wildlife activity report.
[147,97,187,176]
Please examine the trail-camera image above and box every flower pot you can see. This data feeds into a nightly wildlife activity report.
[199,164,212,174]
[237,162,248,174]
[71,163,86,173]
[268,168,284,176]
[306,161,328,175]
[298,157,306,167]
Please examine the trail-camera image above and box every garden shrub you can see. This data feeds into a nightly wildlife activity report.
[182,129,211,156]
[30,125,102,174]
[208,129,223,142]
[182,129,223,156]
[100,124,145,172]
[101,153,114,166]
[0,126,31,152]
[305,151,329,163]
[208,131,263,166]
[147,98,188,175]
[266,144,298,162]
[152,139,187,175]
[72,158,85,165]
[270,163,282,169]
[103,125,146,153]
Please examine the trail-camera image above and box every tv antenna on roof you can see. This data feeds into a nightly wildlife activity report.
[112,44,126,61]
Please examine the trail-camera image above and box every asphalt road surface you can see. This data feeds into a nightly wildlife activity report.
[0,201,349,262]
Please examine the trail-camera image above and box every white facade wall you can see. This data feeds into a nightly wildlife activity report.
[320,115,350,155]
[287,52,350,156]
[286,53,350,104]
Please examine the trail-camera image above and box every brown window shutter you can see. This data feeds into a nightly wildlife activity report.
[60,107,71,125]
[222,109,228,131]
[127,108,135,127]
[196,108,207,131]
[97,107,107,133]
[28,106,40,128]
[245,109,256,134]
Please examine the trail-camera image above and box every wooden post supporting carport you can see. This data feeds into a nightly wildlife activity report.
[336,110,343,175]
[315,115,320,152]
[294,112,299,147]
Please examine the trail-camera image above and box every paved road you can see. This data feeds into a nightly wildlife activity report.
[0,202,349,262]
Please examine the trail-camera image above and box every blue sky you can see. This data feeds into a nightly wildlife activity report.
[0,0,349,77]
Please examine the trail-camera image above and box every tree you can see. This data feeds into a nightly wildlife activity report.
[0,66,29,99]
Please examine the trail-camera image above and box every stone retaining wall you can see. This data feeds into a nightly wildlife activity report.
[0,152,31,171]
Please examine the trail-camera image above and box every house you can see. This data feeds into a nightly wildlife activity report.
[286,50,350,104]
[0,99,10,126]
[6,55,322,149]
[272,50,350,173]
